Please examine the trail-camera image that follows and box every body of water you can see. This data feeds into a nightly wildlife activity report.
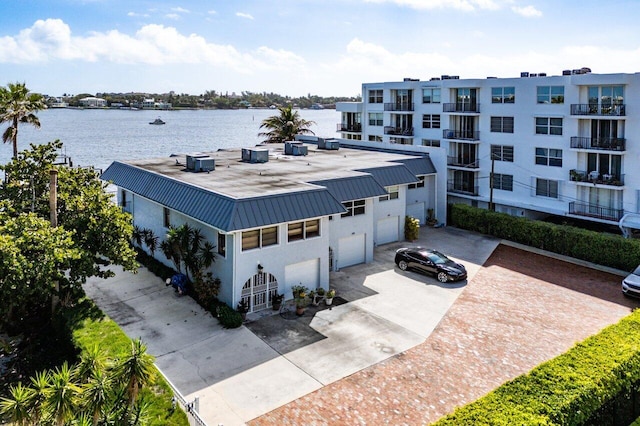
[0,108,340,172]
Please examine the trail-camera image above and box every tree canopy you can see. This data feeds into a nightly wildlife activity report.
[0,82,46,158]
[258,105,316,143]
[0,140,137,328]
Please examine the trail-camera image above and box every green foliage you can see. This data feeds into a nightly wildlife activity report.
[433,310,640,425]
[450,204,640,271]
[135,248,177,281]
[0,82,46,158]
[217,305,243,329]
[405,215,420,241]
[258,105,316,143]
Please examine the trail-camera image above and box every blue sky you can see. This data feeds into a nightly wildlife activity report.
[1,0,639,97]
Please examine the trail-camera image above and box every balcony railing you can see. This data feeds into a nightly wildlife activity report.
[447,181,479,196]
[337,123,362,132]
[443,129,480,141]
[569,169,625,186]
[443,103,480,113]
[568,201,624,222]
[384,102,414,111]
[447,156,480,168]
[384,126,414,136]
[570,136,625,151]
[571,104,626,116]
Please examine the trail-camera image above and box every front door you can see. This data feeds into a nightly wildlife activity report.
[241,272,278,312]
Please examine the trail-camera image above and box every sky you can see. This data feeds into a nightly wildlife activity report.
[1,0,639,97]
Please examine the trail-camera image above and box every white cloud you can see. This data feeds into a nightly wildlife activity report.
[362,0,501,11]
[208,10,217,15]
[511,5,542,17]
[236,12,255,20]
[171,7,190,13]
[165,13,180,20]
[127,11,149,17]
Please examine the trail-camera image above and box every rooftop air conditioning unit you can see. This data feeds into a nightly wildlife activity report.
[430,77,441,81]
[186,153,209,170]
[441,75,450,80]
[539,72,547,77]
[562,70,572,76]
[323,139,340,150]
[581,67,592,74]
[284,141,303,155]
[530,73,538,77]
[520,72,529,77]
[242,147,269,163]
[194,157,215,172]
[291,144,308,156]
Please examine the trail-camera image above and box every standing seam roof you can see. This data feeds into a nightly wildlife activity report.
[356,164,419,187]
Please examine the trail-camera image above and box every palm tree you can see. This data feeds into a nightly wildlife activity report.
[27,370,50,425]
[112,338,155,408]
[0,382,34,426]
[45,362,81,426]
[81,369,112,426]
[0,82,46,158]
[258,105,315,143]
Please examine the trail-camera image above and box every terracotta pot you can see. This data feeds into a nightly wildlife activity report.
[296,306,305,316]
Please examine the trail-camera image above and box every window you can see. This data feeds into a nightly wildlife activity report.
[242,226,278,251]
[409,176,426,189]
[490,145,514,162]
[537,86,564,104]
[120,190,128,209]
[341,199,366,217]
[390,137,412,145]
[492,173,513,191]
[536,179,558,198]
[535,148,563,167]
[422,114,441,129]
[491,87,515,103]
[368,135,383,142]
[287,219,320,242]
[535,117,563,135]
[368,112,383,126]
[163,207,171,228]
[422,88,441,103]
[368,89,383,103]
[422,139,440,147]
[217,233,226,256]
[490,116,514,133]
[379,185,399,201]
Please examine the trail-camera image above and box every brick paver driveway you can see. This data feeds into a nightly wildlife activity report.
[250,244,638,425]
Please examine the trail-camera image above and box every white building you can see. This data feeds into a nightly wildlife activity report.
[337,69,639,228]
[79,96,107,108]
[102,141,440,312]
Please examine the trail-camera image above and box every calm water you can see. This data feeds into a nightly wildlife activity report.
[0,108,340,172]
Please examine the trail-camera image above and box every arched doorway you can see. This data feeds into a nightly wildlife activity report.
[241,271,278,312]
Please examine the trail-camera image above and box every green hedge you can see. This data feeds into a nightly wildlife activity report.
[433,309,640,425]
[450,204,640,271]
[69,300,189,426]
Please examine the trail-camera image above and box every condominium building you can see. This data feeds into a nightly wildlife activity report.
[336,69,639,228]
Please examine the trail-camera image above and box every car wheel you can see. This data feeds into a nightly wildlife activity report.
[398,260,408,271]
[437,272,449,283]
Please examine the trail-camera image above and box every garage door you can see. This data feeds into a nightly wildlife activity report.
[285,258,319,293]
[377,216,399,245]
[406,202,426,225]
[338,234,365,269]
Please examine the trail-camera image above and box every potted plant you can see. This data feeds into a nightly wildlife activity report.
[271,293,284,311]
[308,290,319,306]
[292,284,307,299]
[237,299,249,321]
[295,291,309,316]
[426,208,438,227]
[325,289,336,306]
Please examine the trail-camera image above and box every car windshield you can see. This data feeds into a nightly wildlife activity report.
[423,251,448,264]
[633,265,640,276]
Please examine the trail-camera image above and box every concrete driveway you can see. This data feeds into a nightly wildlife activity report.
[84,227,499,425]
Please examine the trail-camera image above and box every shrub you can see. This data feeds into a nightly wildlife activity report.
[405,215,420,241]
[217,305,243,329]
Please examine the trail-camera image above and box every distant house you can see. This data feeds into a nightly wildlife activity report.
[142,98,155,109]
[101,140,441,313]
[79,96,107,108]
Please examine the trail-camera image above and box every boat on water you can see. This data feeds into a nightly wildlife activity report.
[149,117,165,125]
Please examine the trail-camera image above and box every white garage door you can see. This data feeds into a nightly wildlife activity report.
[338,234,365,269]
[406,202,426,225]
[285,258,319,294]
[377,216,399,245]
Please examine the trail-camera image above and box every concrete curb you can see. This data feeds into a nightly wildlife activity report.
[500,239,629,277]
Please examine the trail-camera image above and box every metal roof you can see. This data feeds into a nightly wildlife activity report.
[102,162,345,232]
[356,164,419,187]
[309,175,387,202]
[391,157,437,176]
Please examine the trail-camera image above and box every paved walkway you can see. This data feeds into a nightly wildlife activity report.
[84,227,498,425]
[250,241,638,425]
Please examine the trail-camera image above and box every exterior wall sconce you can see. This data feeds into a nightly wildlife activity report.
[257,263,264,272]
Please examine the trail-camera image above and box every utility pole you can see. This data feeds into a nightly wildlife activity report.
[50,169,59,314]
[489,153,495,211]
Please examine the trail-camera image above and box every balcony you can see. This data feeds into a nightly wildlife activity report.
[570,104,626,116]
[384,102,414,112]
[384,126,414,136]
[569,169,624,187]
[447,181,479,196]
[568,201,624,222]
[570,136,625,151]
[337,123,362,133]
[447,156,480,169]
[443,129,480,141]
[443,103,480,113]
